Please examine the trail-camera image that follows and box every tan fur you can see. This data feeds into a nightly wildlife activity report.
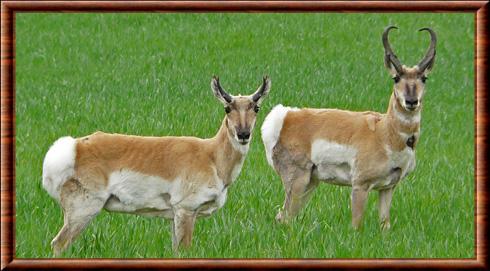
[268,27,436,230]
[270,67,429,230]
[52,118,245,255]
[278,92,418,178]
[47,77,270,255]
[73,121,240,189]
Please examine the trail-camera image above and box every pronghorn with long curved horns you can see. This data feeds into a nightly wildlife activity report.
[261,26,436,230]
[42,76,271,255]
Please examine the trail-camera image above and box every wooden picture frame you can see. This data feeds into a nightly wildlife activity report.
[1,1,487,269]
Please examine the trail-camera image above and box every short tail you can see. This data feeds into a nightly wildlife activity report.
[261,104,298,167]
[42,136,77,202]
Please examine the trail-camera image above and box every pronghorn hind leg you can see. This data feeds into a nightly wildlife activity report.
[51,179,107,256]
[378,187,394,231]
[172,208,197,251]
[283,173,319,222]
[275,164,317,223]
[51,215,92,257]
[272,144,317,223]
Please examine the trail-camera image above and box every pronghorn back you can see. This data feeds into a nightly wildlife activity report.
[262,105,386,166]
[75,131,216,185]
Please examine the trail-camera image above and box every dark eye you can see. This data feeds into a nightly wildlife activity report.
[254,105,260,113]
[421,76,427,83]
[225,106,231,114]
[393,76,400,83]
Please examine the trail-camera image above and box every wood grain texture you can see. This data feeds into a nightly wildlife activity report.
[3,258,489,269]
[1,3,15,271]
[476,2,488,268]
[1,0,488,270]
[1,1,486,12]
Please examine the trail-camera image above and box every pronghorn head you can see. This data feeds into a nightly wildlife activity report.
[211,76,271,146]
[383,26,436,112]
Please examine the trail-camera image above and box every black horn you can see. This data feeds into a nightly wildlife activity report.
[212,76,232,103]
[417,27,437,72]
[382,26,404,75]
[252,76,270,103]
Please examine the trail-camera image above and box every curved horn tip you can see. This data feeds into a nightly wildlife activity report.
[382,26,399,41]
[418,27,437,41]
[418,27,437,45]
[212,75,219,81]
[418,27,432,32]
[263,75,270,81]
[418,27,437,39]
[385,25,398,31]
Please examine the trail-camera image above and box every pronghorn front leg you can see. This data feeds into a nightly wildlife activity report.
[351,184,369,230]
[172,208,197,251]
[378,187,394,230]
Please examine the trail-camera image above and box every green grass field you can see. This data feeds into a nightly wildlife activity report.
[15,13,474,258]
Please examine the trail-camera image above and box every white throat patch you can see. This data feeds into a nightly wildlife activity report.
[228,132,249,154]
[393,103,421,124]
[230,156,246,183]
[398,131,419,142]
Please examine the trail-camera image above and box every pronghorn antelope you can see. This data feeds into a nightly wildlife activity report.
[261,26,436,230]
[42,76,270,255]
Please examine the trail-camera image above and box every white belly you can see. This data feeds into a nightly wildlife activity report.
[103,170,176,217]
[310,140,416,189]
[310,139,357,186]
[103,169,228,218]
[312,163,352,185]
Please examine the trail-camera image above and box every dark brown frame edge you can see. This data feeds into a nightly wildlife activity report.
[1,1,488,270]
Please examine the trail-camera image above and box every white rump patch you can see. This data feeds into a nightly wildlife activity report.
[261,104,299,167]
[42,136,77,202]
[310,139,358,184]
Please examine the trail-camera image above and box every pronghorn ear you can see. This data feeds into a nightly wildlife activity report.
[384,59,400,77]
[251,76,271,106]
[211,76,233,105]
[420,58,435,77]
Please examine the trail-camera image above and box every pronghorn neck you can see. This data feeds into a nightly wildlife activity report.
[212,117,248,186]
[385,92,421,150]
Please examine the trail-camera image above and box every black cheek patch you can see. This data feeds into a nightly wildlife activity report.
[407,135,416,149]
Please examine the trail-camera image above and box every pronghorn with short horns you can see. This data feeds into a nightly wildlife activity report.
[261,26,436,230]
[42,76,270,255]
